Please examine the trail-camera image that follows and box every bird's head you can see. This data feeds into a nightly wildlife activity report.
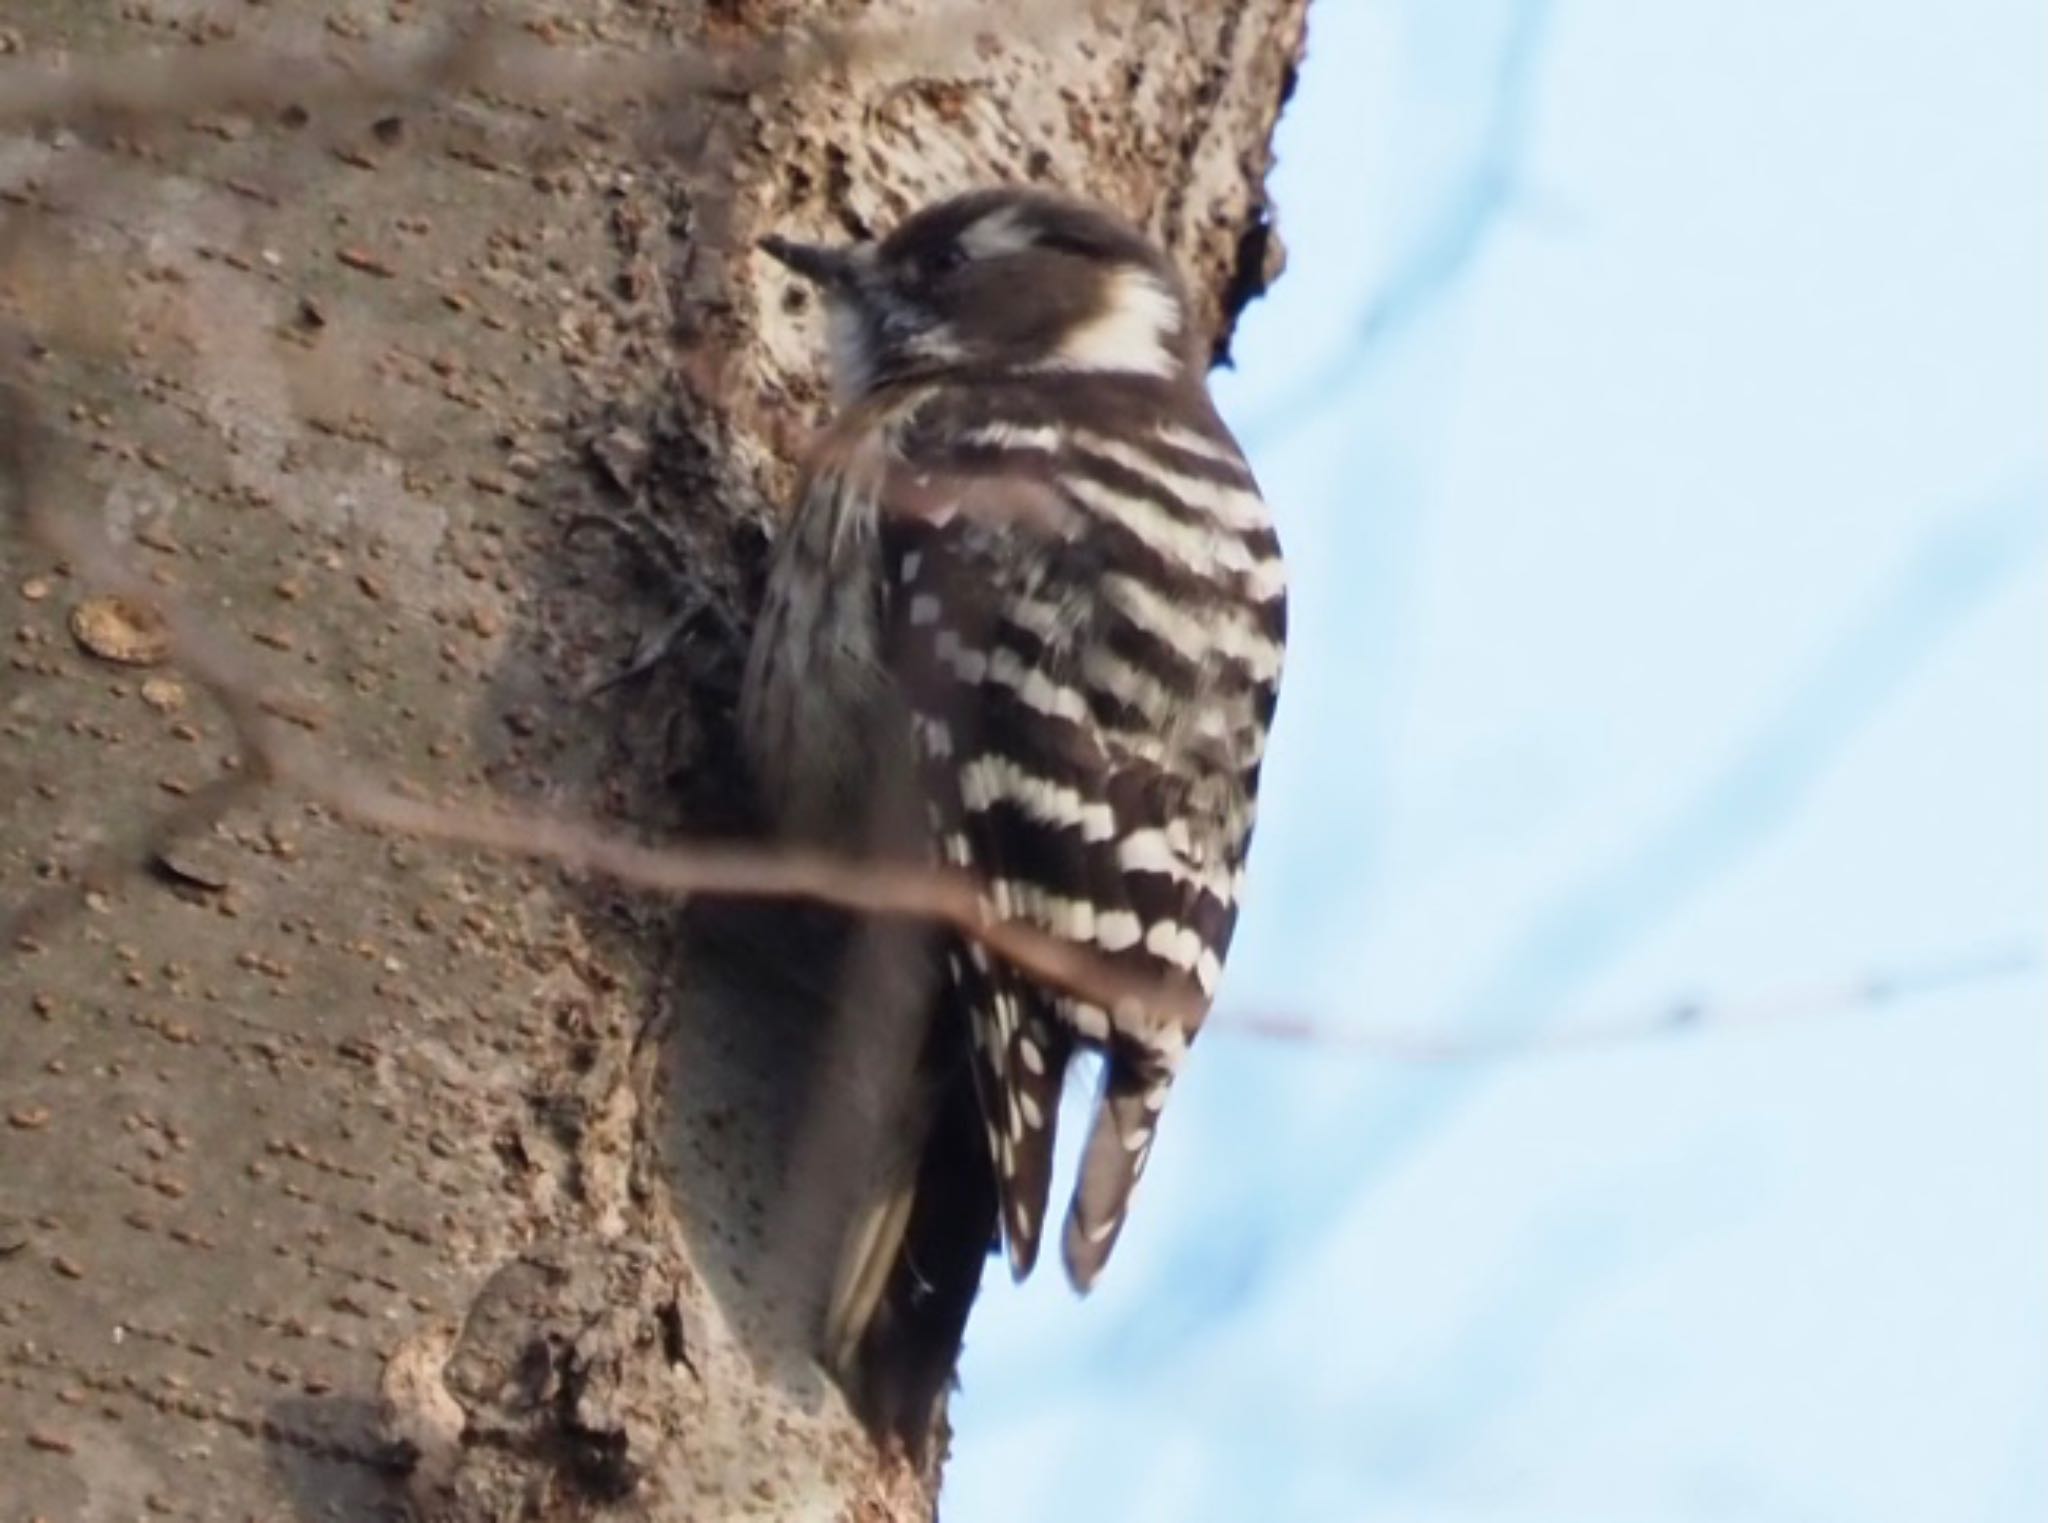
[761,187,1197,399]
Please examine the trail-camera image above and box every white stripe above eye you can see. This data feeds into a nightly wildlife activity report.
[959,206,1038,259]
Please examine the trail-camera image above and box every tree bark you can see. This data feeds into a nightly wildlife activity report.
[0,2,1305,1518]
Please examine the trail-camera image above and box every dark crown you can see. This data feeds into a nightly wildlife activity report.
[762,187,1196,395]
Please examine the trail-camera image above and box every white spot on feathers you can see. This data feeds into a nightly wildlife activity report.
[1094,910,1143,952]
[1142,918,1203,972]
[958,756,1117,841]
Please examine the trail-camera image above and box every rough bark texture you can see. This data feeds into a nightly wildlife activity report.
[0,2,1305,1519]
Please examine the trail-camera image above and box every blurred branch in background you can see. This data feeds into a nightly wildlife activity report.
[0,439,1199,1033]
[1220,940,2041,1058]
[1241,0,1553,448]
[22,387,2021,1075]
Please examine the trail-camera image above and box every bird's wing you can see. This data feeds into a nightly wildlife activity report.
[875,387,1280,1286]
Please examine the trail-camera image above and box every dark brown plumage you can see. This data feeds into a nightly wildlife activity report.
[743,186,1285,1447]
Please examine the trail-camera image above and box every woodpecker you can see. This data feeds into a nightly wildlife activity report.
[742,186,1284,1441]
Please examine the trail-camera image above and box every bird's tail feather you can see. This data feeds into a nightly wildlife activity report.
[1061,1056,1165,1290]
[823,1171,917,1374]
[826,999,999,1453]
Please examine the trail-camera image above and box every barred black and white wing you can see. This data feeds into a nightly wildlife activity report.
[882,376,1284,1289]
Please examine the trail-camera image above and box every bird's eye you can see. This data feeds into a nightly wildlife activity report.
[926,244,968,278]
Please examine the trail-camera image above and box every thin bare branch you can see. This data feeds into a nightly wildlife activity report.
[1220,942,2040,1059]
[0,401,1199,1031]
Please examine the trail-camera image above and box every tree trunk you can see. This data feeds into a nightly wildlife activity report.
[0,3,1304,1518]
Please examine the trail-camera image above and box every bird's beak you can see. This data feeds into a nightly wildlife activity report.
[759,235,862,292]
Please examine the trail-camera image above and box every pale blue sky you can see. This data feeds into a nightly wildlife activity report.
[948,2,2045,1519]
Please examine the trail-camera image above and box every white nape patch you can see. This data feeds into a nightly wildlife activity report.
[959,207,1039,260]
[1049,267,1182,378]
